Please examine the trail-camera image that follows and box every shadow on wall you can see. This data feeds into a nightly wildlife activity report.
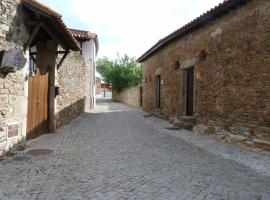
[57,97,86,128]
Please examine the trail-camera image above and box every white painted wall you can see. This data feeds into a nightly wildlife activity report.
[81,39,97,109]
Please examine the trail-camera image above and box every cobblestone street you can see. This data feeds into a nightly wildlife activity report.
[0,101,270,200]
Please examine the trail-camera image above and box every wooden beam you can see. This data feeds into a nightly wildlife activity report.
[24,22,43,51]
[41,24,67,51]
[57,51,69,69]
[30,50,67,56]
[56,51,67,54]
[25,20,42,27]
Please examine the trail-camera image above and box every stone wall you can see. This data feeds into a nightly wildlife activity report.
[0,0,29,155]
[116,85,142,108]
[142,0,270,145]
[56,51,90,127]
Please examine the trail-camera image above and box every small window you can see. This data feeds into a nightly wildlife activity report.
[199,50,207,61]
[29,48,37,75]
[174,61,181,69]
[0,51,4,66]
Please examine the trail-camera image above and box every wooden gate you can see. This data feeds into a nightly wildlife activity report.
[27,70,49,139]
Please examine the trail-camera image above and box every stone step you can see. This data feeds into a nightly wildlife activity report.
[173,115,196,130]
[253,139,270,151]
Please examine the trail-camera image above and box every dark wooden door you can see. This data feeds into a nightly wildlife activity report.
[140,86,143,107]
[155,75,161,108]
[27,70,49,139]
[186,67,194,116]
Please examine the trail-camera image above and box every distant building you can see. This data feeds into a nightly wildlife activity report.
[95,77,112,98]
[95,77,102,96]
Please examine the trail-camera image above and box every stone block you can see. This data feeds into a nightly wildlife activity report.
[0,47,27,73]
[253,139,270,151]
[169,117,176,123]
[181,122,194,130]
[0,141,7,151]
[13,96,27,116]
[205,126,216,135]
[226,133,247,144]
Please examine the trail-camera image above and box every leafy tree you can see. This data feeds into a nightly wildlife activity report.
[97,55,143,92]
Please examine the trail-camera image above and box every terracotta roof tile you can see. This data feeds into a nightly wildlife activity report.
[21,0,81,51]
[137,0,250,62]
[69,29,97,41]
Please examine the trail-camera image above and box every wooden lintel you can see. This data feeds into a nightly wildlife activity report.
[30,50,67,56]
[25,20,42,27]
[57,51,69,69]
[41,24,67,51]
[56,51,67,54]
[24,22,43,51]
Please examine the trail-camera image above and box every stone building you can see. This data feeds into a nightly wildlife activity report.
[56,29,98,127]
[0,0,97,155]
[137,0,270,149]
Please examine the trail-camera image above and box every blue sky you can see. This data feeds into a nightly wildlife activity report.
[40,0,224,59]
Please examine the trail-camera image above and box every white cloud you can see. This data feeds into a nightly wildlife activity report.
[67,0,225,58]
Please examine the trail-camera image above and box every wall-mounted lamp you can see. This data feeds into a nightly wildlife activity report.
[199,50,207,61]
[174,61,181,69]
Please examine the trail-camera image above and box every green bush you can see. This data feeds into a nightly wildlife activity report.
[97,55,143,92]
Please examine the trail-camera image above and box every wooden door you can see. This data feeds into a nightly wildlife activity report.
[155,75,161,108]
[186,67,194,116]
[27,70,49,139]
[140,86,143,107]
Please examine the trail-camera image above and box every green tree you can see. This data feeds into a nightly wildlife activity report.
[97,55,143,92]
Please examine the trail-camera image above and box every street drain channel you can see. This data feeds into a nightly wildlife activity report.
[165,127,181,131]
[27,149,53,156]
[12,155,31,162]
[143,114,153,118]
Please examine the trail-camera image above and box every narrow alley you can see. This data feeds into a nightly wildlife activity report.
[0,101,270,200]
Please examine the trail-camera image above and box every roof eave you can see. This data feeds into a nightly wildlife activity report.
[21,0,81,51]
[137,0,249,63]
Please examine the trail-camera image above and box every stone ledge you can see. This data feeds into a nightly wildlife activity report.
[193,124,270,154]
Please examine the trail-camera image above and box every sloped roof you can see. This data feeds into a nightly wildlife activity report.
[137,0,249,62]
[69,29,97,40]
[21,0,81,51]
[69,28,99,55]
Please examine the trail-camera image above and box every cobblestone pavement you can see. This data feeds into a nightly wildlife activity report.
[0,101,270,200]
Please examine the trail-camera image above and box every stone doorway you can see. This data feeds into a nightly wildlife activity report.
[155,74,161,109]
[186,66,194,116]
[182,66,194,116]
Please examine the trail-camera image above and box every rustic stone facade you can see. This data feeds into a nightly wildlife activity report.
[116,85,142,108]
[1,0,90,155]
[0,0,29,155]
[56,51,91,127]
[142,0,270,147]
